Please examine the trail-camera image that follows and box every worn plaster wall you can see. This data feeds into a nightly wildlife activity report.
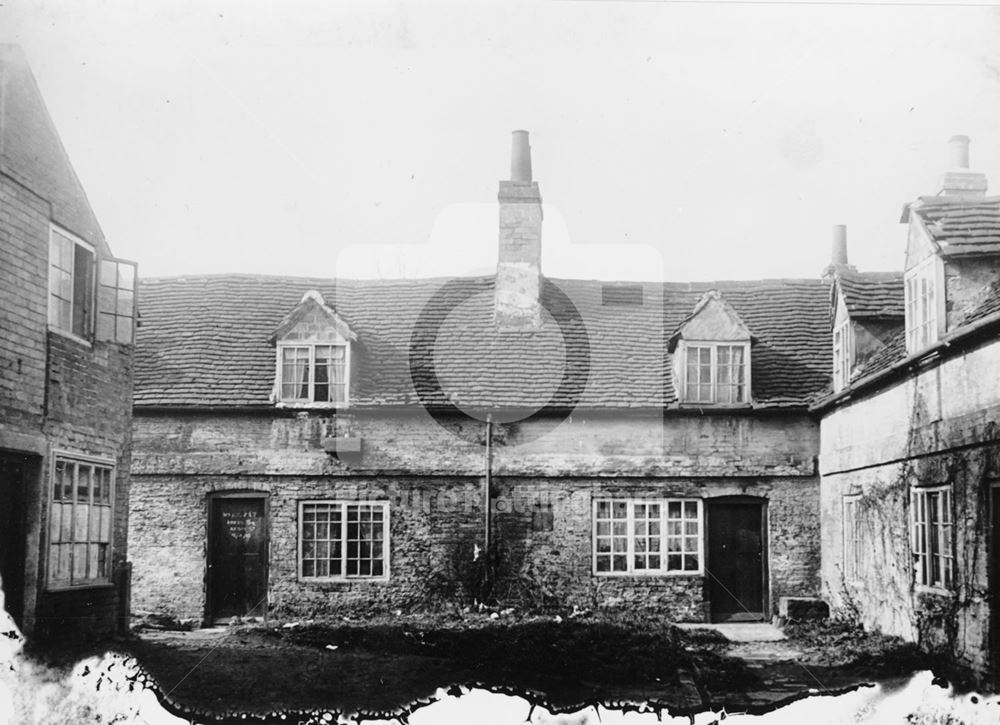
[131,409,820,621]
[820,336,1000,674]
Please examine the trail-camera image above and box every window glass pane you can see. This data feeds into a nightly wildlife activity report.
[100,507,112,542]
[50,503,62,541]
[74,505,89,543]
[73,543,88,581]
[118,262,136,290]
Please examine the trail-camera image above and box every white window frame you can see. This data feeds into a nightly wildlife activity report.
[298,500,390,582]
[48,224,96,345]
[832,319,854,392]
[678,341,751,405]
[910,485,954,592]
[47,451,115,590]
[592,498,704,576]
[842,495,862,583]
[904,256,946,354]
[275,341,351,407]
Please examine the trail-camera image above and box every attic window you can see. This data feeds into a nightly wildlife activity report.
[602,285,643,306]
[832,319,853,392]
[278,343,348,405]
[679,342,749,405]
[904,256,944,354]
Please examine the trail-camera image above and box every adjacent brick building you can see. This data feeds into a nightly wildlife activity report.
[0,46,137,639]
[129,131,830,625]
[816,136,1000,682]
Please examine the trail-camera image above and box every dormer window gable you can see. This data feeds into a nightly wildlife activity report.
[271,290,356,408]
[831,286,854,393]
[902,208,947,355]
[668,291,752,406]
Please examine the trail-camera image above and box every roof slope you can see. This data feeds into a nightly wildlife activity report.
[0,45,110,255]
[134,275,832,410]
[912,196,1000,258]
[836,270,904,319]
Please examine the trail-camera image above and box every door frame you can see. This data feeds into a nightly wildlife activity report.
[204,490,270,624]
[989,482,1000,686]
[705,495,769,623]
[0,451,29,630]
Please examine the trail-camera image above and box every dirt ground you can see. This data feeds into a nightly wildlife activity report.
[28,612,951,723]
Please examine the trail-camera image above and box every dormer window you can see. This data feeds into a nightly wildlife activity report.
[904,256,944,353]
[680,342,749,404]
[279,343,348,404]
[669,290,752,406]
[832,319,853,392]
[271,290,356,408]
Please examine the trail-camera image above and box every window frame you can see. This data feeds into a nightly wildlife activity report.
[904,255,946,354]
[591,498,704,577]
[46,451,116,591]
[677,340,751,405]
[910,485,954,592]
[842,495,862,584]
[832,319,854,392]
[275,341,351,408]
[48,224,96,346]
[297,500,390,582]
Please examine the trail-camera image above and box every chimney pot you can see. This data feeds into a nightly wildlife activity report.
[831,225,848,266]
[948,135,971,169]
[511,130,532,182]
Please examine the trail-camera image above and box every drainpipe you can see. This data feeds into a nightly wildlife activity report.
[484,414,493,557]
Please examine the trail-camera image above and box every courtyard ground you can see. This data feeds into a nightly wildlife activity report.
[26,611,958,723]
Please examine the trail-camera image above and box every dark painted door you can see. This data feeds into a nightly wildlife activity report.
[707,501,765,622]
[208,497,267,619]
[0,454,27,629]
[990,486,1000,685]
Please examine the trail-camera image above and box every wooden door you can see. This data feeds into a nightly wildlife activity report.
[207,496,267,620]
[990,485,1000,686]
[0,454,27,629]
[707,500,766,622]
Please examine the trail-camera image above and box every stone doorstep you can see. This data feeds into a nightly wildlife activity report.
[674,622,788,643]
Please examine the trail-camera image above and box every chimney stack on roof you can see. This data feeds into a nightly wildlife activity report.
[940,134,987,197]
[495,130,543,330]
[831,224,849,267]
[822,224,856,279]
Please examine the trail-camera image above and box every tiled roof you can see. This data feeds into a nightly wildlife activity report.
[836,270,904,319]
[912,196,1000,258]
[0,46,110,255]
[134,274,833,410]
[962,280,1000,326]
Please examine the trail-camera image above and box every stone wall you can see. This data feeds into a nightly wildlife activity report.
[820,335,1000,675]
[130,409,820,623]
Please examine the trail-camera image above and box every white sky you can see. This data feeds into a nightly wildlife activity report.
[3,0,1000,282]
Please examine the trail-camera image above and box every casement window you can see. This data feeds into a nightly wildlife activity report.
[832,320,853,392]
[910,486,953,590]
[842,496,862,582]
[904,256,944,354]
[299,501,388,580]
[278,343,349,405]
[48,455,114,588]
[593,499,703,575]
[681,342,749,404]
[48,225,137,344]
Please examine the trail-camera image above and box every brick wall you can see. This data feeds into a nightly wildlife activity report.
[0,170,134,642]
[0,175,49,437]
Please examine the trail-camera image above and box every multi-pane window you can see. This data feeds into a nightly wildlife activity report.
[682,343,749,404]
[593,499,702,575]
[97,258,136,344]
[279,344,348,404]
[299,501,388,579]
[843,496,862,582]
[832,320,853,392]
[911,487,953,590]
[48,457,113,588]
[48,225,137,344]
[905,257,941,353]
[49,226,95,338]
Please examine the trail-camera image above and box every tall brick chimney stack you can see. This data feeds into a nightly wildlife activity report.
[495,130,542,330]
[940,135,987,197]
[822,224,856,279]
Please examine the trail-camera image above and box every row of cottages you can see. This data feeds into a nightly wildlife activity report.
[128,131,831,625]
[817,135,1000,680]
[0,46,137,639]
